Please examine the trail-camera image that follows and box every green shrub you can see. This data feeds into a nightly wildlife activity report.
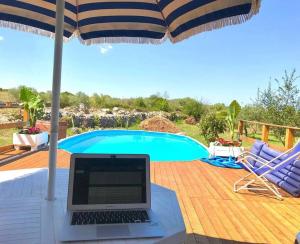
[134,97,147,110]
[148,95,170,112]
[199,112,227,145]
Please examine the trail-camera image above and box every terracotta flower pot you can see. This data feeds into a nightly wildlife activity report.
[35,120,68,140]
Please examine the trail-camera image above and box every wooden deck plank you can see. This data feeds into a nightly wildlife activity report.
[0,150,300,243]
[225,199,271,243]
[0,149,26,161]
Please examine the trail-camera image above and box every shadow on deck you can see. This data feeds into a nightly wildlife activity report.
[0,149,299,243]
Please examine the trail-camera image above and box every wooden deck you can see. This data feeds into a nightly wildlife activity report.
[0,148,26,161]
[1,150,299,243]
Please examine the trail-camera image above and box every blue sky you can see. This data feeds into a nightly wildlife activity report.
[0,0,299,106]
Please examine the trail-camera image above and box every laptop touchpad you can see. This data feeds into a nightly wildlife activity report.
[97,225,130,238]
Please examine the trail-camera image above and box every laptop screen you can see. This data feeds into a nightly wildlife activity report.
[72,157,147,205]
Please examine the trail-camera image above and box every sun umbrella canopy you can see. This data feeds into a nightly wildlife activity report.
[0,0,261,201]
[0,0,260,44]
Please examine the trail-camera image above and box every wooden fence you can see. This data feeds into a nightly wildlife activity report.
[238,120,300,150]
[0,103,20,108]
[0,121,25,130]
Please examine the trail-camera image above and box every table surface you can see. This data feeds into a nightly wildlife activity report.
[0,168,186,244]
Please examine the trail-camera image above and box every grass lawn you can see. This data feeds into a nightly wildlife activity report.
[175,120,206,144]
[0,128,18,146]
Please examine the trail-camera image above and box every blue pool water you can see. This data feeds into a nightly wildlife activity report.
[58,130,208,161]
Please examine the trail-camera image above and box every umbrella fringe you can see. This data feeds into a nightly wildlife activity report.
[78,35,168,45]
[170,0,261,43]
[0,20,71,42]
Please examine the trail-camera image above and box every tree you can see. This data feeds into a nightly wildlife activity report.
[19,87,44,127]
[60,92,74,108]
[148,95,170,112]
[276,69,300,109]
[254,69,300,144]
[226,100,241,140]
[134,97,147,109]
[8,86,37,102]
[39,90,52,106]
[239,105,265,136]
[90,93,102,108]
[181,98,206,121]
[75,91,90,108]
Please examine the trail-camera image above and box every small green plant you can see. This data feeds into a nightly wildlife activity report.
[20,87,44,127]
[226,100,241,140]
[199,112,226,145]
[93,115,100,128]
[115,116,124,127]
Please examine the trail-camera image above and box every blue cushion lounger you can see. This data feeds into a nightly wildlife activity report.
[241,140,266,167]
[233,140,300,199]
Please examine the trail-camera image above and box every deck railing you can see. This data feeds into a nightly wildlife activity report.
[0,103,20,108]
[238,120,300,149]
[0,121,25,130]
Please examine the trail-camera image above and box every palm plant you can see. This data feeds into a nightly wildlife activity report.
[20,87,44,127]
[226,100,241,140]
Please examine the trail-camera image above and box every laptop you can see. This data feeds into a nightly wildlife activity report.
[58,153,164,242]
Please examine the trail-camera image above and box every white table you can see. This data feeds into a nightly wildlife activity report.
[208,143,244,158]
[0,168,186,244]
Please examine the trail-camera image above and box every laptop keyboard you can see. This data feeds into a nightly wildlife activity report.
[71,210,150,225]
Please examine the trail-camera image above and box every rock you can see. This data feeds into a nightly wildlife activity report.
[112,107,119,112]
[101,108,110,113]
[79,103,85,110]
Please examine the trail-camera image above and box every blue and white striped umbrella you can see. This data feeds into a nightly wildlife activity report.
[0,0,261,200]
[0,0,260,44]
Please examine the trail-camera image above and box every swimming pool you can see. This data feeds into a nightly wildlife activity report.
[58,130,209,161]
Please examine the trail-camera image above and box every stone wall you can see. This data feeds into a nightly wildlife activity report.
[41,107,185,128]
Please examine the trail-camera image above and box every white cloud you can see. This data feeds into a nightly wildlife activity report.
[0,36,4,41]
[99,44,113,54]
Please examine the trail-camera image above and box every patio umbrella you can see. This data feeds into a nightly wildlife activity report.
[0,0,261,201]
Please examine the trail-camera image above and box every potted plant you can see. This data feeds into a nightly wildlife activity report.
[13,127,48,151]
[13,87,48,151]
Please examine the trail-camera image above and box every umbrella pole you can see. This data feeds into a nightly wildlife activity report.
[47,0,65,201]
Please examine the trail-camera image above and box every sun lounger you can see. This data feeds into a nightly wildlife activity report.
[233,140,300,199]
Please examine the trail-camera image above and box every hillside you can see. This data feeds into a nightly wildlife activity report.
[0,89,16,102]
